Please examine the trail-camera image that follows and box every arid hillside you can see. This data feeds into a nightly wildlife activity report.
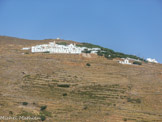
[0,36,162,122]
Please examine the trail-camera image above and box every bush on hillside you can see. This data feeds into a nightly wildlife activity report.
[40,115,46,121]
[77,42,145,61]
[77,43,101,48]
[82,49,91,53]
[40,105,47,111]
[57,84,70,88]
[133,61,142,65]
[22,102,28,105]
[63,93,67,96]
[86,63,91,66]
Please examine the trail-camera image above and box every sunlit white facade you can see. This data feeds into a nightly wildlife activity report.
[146,58,158,63]
[29,41,100,54]
[119,58,131,65]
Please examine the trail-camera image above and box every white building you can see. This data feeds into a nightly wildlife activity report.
[146,58,158,63]
[91,50,98,54]
[22,47,30,50]
[119,58,131,65]
[29,41,100,54]
[127,57,140,62]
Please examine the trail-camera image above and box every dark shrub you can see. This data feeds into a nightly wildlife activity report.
[40,115,46,121]
[82,49,91,53]
[22,102,28,105]
[86,63,91,66]
[57,84,70,88]
[63,93,67,96]
[133,61,142,65]
[40,105,47,111]
[9,111,13,115]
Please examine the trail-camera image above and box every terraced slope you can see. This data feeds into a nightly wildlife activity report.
[0,36,162,121]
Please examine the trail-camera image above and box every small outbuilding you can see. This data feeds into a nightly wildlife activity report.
[119,58,131,65]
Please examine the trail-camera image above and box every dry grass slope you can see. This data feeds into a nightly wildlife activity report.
[0,36,162,121]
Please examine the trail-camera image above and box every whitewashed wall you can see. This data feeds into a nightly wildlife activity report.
[29,41,100,54]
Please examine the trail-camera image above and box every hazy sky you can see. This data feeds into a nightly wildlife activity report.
[0,0,162,62]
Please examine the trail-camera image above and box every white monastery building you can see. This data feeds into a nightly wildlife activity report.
[24,41,101,54]
[146,58,158,63]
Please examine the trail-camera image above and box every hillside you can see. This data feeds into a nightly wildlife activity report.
[0,36,162,121]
